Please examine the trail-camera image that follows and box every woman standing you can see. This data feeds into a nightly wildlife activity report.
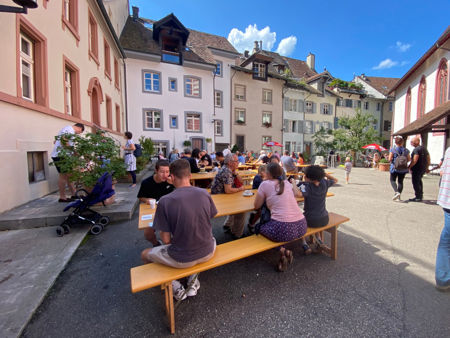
[297,153,305,165]
[388,136,411,201]
[254,163,307,271]
[123,131,136,187]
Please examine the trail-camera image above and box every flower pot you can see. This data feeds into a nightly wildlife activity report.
[378,163,390,172]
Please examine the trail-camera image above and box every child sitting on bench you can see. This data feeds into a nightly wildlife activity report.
[297,165,338,253]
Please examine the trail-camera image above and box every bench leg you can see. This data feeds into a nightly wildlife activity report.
[162,282,175,334]
[325,226,338,260]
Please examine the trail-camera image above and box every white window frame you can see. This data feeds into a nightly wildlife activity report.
[323,104,330,115]
[64,68,72,115]
[20,34,34,101]
[186,113,201,132]
[262,136,272,150]
[305,101,313,113]
[304,121,313,134]
[262,111,272,124]
[215,90,223,107]
[214,120,223,136]
[235,108,246,123]
[262,89,272,104]
[143,71,161,93]
[184,76,201,98]
[235,84,246,101]
[253,62,266,78]
[144,109,162,130]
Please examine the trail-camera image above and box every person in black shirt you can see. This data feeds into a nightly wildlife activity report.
[408,137,430,202]
[137,160,175,246]
[181,148,200,173]
[214,151,225,167]
[200,150,212,166]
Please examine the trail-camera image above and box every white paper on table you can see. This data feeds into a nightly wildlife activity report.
[141,214,153,221]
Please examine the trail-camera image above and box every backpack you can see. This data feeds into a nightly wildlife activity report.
[133,144,142,157]
[394,148,408,170]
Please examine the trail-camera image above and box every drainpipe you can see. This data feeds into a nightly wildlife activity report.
[212,70,216,152]
[230,68,237,149]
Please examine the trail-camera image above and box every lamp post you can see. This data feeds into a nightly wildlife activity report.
[0,0,38,14]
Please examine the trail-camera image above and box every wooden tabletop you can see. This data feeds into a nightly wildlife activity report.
[296,164,328,168]
[190,172,217,181]
[138,191,334,230]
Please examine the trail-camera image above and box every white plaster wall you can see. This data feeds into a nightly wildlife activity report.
[283,88,306,152]
[125,57,215,152]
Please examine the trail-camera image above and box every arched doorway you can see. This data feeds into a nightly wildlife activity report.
[87,77,103,131]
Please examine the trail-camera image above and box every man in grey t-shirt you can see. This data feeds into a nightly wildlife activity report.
[141,159,217,301]
[281,151,297,173]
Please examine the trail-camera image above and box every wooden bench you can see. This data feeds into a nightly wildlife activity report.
[130,212,350,333]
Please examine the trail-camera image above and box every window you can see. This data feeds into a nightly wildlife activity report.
[235,108,246,123]
[305,101,313,113]
[88,11,98,63]
[214,120,223,136]
[405,87,411,125]
[161,35,181,64]
[253,62,266,79]
[104,40,111,78]
[322,103,331,115]
[383,120,391,132]
[143,71,161,93]
[389,102,393,112]
[184,76,201,98]
[168,78,177,92]
[262,111,272,125]
[115,104,121,132]
[215,61,223,76]
[169,115,178,129]
[20,34,34,101]
[262,136,272,149]
[234,84,245,100]
[154,142,168,157]
[357,100,362,108]
[262,89,272,104]
[321,122,331,130]
[215,90,223,107]
[186,113,201,132]
[435,58,448,107]
[304,121,313,134]
[63,57,80,117]
[376,102,381,111]
[114,58,119,89]
[144,109,162,130]
[364,101,369,110]
[62,0,79,40]
[105,96,112,129]
[288,120,297,132]
[337,98,343,106]
[417,76,426,119]
[345,99,353,108]
[27,152,46,183]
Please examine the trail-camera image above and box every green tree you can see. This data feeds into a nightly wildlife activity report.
[312,127,335,156]
[332,110,381,161]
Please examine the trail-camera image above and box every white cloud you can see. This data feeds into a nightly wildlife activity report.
[395,41,411,52]
[227,24,276,53]
[275,36,297,56]
[372,58,399,70]
[400,60,409,66]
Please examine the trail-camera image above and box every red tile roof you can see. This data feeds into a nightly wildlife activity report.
[361,76,400,96]
[282,56,317,79]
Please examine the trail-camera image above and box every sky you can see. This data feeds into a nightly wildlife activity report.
[128,0,450,81]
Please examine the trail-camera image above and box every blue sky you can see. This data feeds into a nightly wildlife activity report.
[128,0,449,81]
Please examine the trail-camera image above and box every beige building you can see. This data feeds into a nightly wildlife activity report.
[231,44,284,152]
[0,0,127,213]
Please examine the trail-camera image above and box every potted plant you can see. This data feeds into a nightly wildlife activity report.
[205,138,212,144]
[183,140,191,147]
[263,122,272,128]
[50,131,127,201]
[235,120,245,125]
[378,158,390,171]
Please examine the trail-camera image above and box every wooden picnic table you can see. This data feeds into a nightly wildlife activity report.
[296,164,327,168]
[138,191,334,230]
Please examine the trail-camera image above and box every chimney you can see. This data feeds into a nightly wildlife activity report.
[252,41,259,54]
[306,52,315,72]
[260,40,263,50]
[132,6,139,20]
[244,50,249,58]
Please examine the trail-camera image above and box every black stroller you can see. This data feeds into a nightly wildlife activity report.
[56,172,114,236]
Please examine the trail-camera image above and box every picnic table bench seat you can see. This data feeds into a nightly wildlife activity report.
[130,212,350,333]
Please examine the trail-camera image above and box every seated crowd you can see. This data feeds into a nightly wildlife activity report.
[138,148,337,301]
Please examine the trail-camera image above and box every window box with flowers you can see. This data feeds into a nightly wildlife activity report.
[263,122,272,128]
[235,120,245,125]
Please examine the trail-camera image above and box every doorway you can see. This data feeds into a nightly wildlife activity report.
[236,135,245,152]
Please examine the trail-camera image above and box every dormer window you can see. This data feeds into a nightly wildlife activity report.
[253,62,266,80]
[161,35,181,64]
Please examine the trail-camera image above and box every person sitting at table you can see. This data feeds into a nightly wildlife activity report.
[181,148,200,173]
[257,150,266,163]
[137,160,175,247]
[245,151,254,163]
[141,159,217,301]
[200,150,212,166]
[254,163,307,271]
[213,151,225,168]
[248,165,267,233]
[298,165,338,254]
[236,151,246,164]
[211,154,246,238]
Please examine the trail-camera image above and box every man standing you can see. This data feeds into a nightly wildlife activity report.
[141,160,217,300]
[281,150,297,173]
[408,136,430,202]
[51,123,84,202]
[436,147,450,291]
[137,160,175,247]
[210,154,246,238]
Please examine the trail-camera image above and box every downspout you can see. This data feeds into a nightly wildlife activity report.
[230,68,237,149]
[212,71,216,152]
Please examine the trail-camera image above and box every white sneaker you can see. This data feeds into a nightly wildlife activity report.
[393,192,401,201]
[172,280,187,301]
[186,274,200,297]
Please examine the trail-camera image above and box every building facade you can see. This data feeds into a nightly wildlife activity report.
[0,0,126,213]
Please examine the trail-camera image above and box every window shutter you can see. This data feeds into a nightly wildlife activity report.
[297,120,303,133]
[329,104,333,115]
[283,119,289,132]
[312,102,316,114]
[320,103,324,114]
[284,98,289,110]
[298,100,305,112]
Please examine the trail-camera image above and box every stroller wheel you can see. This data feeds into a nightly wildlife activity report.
[56,226,64,237]
[90,224,103,235]
[62,223,71,234]
[98,216,110,227]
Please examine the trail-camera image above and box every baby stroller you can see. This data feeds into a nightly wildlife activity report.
[56,172,114,237]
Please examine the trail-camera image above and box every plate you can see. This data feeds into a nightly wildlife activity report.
[243,192,254,197]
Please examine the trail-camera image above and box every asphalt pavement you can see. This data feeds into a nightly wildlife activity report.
[20,167,450,337]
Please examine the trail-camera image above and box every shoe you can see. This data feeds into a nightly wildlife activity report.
[172,280,187,301]
[435,284,450,292]
[277,254,288,272]
[392,192,401,201]
[409,197,423,202]
[302,244,312,255]
[186,275,200,297]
